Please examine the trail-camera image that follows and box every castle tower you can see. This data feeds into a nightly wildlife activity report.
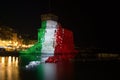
[20,13,78,63]
[38,14,59,54]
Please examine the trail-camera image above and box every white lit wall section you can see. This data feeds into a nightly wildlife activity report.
[41,20,58,54]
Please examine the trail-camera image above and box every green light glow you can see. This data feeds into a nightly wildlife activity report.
[19,21,47,55]
[37,64,44,80]
[19,55,39,67]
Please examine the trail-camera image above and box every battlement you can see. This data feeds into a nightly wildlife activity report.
[41,13,58,21]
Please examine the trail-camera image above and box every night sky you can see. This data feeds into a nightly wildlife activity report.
[0,0,119,49]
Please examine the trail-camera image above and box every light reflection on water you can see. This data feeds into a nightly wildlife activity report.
[0,55,75,80]
[0,56,19,80]
[0,54,119,80]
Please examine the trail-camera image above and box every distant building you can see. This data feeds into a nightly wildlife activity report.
[0,26,23,51]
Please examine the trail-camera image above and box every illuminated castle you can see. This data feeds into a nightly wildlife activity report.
[20,14,77,62]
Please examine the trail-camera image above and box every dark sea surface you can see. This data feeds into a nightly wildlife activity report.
[0,53,120,80]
